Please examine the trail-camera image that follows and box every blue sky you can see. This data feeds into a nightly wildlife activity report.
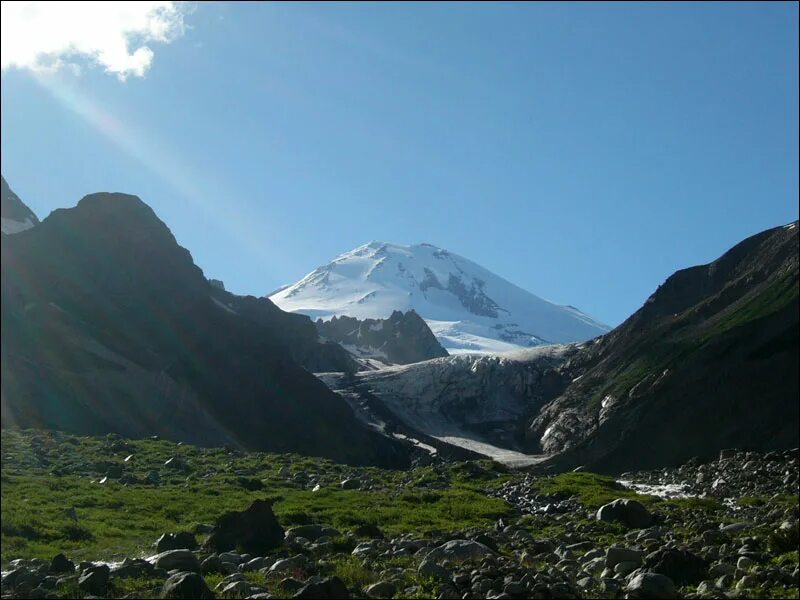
[1,2,797,326]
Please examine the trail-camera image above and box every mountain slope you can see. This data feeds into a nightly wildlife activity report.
[1,177,39,235]
[270,242,609,354]
[528,221,799,473]
[0,191,408,467]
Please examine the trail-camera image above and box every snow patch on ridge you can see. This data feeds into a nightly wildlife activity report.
[1,216,35,235]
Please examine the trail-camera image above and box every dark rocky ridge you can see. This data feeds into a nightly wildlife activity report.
[0,191,408,467]
[315,310,449,367]
[528,222,799,473]
[208,287,360,374]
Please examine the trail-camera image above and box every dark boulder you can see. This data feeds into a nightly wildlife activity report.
[153,549,201,572]
[156,532,199,552]
[352,524,385,539]
[286,524,326,541]
[78,565,109,596]
[49,554,75,574]
[596,499,653,528]
[161,571,214,599]
[237,477,264,491]
[645,548,708,586]
[111,557,158,579]
[200,554,223,575]
[205,499,284,554]
[292,576,350,599]
[471,533,499,553]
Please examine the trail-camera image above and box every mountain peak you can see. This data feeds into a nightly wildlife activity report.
[74,192,159,222]
[271,241,609,353]
[1,176,39,235]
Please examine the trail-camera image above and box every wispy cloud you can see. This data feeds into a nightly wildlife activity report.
[1,1,191,80]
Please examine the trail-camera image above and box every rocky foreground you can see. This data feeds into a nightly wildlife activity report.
[1,431,798,599]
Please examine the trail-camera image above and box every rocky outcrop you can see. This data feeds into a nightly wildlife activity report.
[208,288,360,374]
[315,310,448,367]
[0,191,408,467]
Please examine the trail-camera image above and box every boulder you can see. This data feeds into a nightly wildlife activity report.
[78,565,109,596]
[417,559,452,581]
[352,524,385,539]
[279,577,305,593]
[49,554,75,574]
[292,576,350,599]
[200,554,222,575]
[156,532,199,552]
[1,567,26,590]
[164,456,188,470]
[351,542,379,558]
[596,499,653,528]
[614,560,639,576]
[366,580,396,598]
[269,555,307,573]
[471,533,499,553]
[218,552,242,565]
[221,580,251,596]
[205,500,284,554]
[424,539,497,564]
[153,549,201,572]
[214,574,246,591]
[161,571,213,599]
[625,573,677,599]
[605,547,643,568]
[286,524,326,541]
[111,557,157,579]
[644,548,708,586]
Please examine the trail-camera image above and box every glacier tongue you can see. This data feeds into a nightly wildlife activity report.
[270,241,609,353]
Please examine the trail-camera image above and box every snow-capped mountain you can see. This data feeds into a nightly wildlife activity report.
[1,176,39,235]
[269,242,609,354]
